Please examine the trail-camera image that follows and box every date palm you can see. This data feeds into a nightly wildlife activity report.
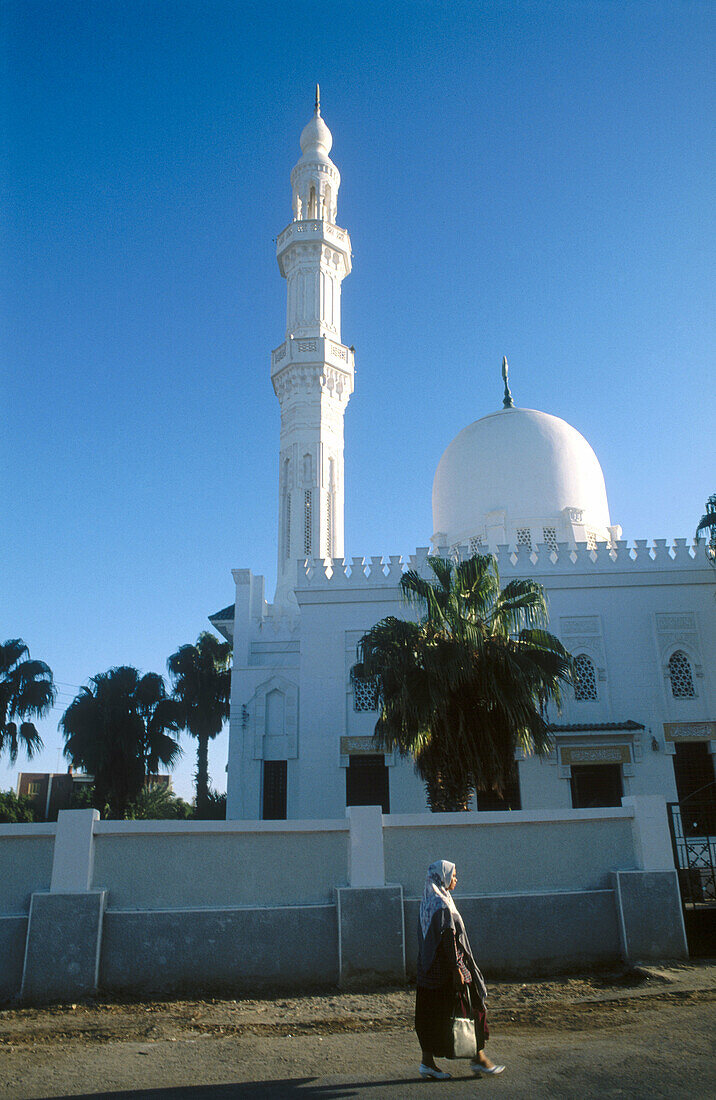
[0,639,55,763]
[355,554,572,811]
[60,666,182,817]
[167,632,232,818]
[696,493,716,561]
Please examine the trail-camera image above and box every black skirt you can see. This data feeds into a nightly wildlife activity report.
[414,983,488,1058]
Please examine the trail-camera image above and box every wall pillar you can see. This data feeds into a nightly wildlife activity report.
[611,796,688,962]
[347,804,385,888]
[21,810,106,1003]
[336,806,405,987]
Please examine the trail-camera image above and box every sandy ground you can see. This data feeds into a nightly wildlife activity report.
[0,961,712,1047]
[1,962,715,1099]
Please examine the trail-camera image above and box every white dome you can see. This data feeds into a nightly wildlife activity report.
[432,407,613,547]
[300,112,333,158]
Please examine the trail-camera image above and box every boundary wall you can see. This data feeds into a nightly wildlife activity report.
[0,797,686,1004]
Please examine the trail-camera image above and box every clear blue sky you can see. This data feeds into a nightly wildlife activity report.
[2,1,714,801]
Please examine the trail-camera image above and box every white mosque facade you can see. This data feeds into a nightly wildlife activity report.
[212,96,716,822]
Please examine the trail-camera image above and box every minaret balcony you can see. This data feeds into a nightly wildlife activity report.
[276,220,352,275]
[271,336,355,379]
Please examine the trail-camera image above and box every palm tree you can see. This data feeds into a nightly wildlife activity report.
[167,632,232,818]
[60,666,182,817]
[0,639,55,764]
[696,493,716,560]
[355,554,572,811]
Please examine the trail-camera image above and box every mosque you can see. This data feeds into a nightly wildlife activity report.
[211,92,715,822]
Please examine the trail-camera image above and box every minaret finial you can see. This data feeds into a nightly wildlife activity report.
[315,83,321,115]
[501,356,514,408]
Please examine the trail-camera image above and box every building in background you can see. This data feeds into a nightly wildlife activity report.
[212,95,716,822]
[17,769,93,822]
[17,770,171,821]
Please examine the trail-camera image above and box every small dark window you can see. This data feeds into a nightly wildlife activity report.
[477,766,521,811]
[262,760,287,820]
[570,763,623,808]
[346,753,389,814]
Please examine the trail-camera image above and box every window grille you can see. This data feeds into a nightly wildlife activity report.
[353,676,378,712]
[326,491,333,558]
[573,653,598,701]
[469,535,485,554]
[542,527,558,553]
[284,493,291,560]
[586,530,598,551]
[516,528,532,551]
[303,490,312,556]
[669,650,695,698]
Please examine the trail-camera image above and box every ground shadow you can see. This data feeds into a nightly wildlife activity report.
[64,1077,432,1100]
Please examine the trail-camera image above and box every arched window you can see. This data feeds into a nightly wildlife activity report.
[308,185,317,219]
[282,458,291,560]
[326,458,335,558]
[573,654,598,701]
[669,650,695,698]
[303,490,312,557]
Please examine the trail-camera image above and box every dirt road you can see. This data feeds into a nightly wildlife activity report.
[1,964,714,1099]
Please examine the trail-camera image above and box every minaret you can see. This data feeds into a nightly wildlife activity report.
[271,88,354,604]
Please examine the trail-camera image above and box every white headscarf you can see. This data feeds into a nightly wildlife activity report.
[419,859,457,937]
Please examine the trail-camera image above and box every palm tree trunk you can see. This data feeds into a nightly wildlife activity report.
[195,735,210,817]
[424,771,472,813]
[419,738,473,812]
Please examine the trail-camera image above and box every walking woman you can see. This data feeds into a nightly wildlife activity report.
[415,859,505,1080]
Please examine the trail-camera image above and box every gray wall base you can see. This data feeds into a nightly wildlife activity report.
[21,891,106,1004]
[100,905,338,995]
[405,890,622,979]
[612,870,688,961]
[0,916,28,1001]
[336,885,405,987]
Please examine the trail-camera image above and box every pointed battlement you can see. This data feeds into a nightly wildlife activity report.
[297,539,712,589]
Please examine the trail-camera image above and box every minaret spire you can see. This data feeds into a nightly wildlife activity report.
[315,83,321,115]
[502,356,514,409]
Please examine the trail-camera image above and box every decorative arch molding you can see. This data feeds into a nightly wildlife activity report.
[653,612,704,703]
[247,674,299,760]
[558,616,609,705]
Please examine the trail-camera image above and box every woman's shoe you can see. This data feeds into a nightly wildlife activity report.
[419,1064,452,1080]
[471,1062,505,1076]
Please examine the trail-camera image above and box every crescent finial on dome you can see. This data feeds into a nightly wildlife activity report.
[315,83,321,116]
[502,356,515,408]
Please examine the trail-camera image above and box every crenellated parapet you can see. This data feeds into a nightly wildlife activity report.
[297,539,712,589]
